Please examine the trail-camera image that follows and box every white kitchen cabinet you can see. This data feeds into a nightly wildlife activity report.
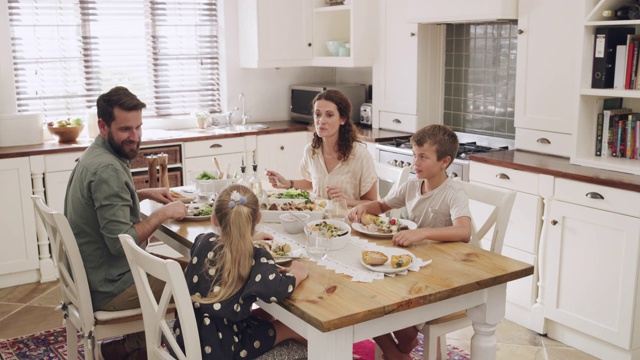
[0,157,39,288]
[43,152,82,213]
[374,0,443,131]
[571,0,640,175]
[469,161,543,330]
[183,136,256,183]
[256,132,308,180]
[541,179,640,359]
[237,0,312,68]
[238,0,376,68]
[514,0,582,157]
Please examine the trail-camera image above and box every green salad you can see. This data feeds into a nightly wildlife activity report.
[196,170,217,180]
[274,189,310,199]
[189,203,213,217]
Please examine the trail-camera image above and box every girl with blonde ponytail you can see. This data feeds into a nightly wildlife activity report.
[173,184,308,359]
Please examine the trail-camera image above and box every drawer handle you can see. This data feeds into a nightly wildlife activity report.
[410,32,416,37]
[586,192,604,200]
[536,138,551,144]
[551,220,558,226]
[496,173,510,180]
[280,146,285,150]
[392,119,402,124]
[209,144,223,149]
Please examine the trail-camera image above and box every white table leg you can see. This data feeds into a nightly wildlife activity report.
[307,325,354,360]
[466,284,507,360]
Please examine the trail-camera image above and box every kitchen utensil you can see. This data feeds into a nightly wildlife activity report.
[272,255,303,260]
[213,157,222,178]
[224,163,231,179]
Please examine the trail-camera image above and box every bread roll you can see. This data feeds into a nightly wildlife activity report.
[361,213,380,226]
[362,251,388,266]
[391,254,412,268]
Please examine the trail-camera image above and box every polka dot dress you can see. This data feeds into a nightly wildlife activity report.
[173,232,297,359]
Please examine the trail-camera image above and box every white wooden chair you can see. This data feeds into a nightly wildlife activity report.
[420,181,516,359]
[375,162,410,218]
[30,195,146,360]
[119,234,201,359]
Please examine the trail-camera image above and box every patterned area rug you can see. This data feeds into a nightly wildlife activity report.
[0,327,471,360]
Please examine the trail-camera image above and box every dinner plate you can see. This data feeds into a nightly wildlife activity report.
[182,214,212,221]
[351,218,418,238]
[253,240,303,264]
[360,248,419,274]
[170,189,196,203]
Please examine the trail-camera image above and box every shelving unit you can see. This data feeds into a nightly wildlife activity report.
[572,0,640,175]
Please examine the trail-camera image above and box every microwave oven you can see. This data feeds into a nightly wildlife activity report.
[290,83,367,125]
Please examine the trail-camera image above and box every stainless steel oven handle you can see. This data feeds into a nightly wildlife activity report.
[496,173,510,180]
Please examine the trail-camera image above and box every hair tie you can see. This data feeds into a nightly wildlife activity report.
[229,190,247,209]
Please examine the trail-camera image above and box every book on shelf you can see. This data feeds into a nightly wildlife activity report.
[616,118,627,157]
[614,45,627,89]
[625,40,636,89]
[601,108,633,158]
[595,112,604,156]
[627,119,636,159]
[592,27,635,89]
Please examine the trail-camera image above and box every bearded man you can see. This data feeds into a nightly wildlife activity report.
[64,86,187,359]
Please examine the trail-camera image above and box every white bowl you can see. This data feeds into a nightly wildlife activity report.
[306,219,350,250]
[279,213,311,234]
[326,40,346,56]
[194,178,236,196]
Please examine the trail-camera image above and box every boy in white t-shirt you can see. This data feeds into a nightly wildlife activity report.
[348,124,472,359]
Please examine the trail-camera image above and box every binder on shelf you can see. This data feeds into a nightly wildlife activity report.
[592,27,635,89]
[614,45,627,89]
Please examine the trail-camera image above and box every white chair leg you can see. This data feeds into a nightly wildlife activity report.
[438,335,447,360]
[374,343,384,360]
[66,324,80,360]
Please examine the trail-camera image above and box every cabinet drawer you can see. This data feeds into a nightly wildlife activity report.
[554,178,640,218]
[470,162,539,195]
[44,152,82,172]
[514,128,572,157]
[185,138,245,158]
[379,111,418,133]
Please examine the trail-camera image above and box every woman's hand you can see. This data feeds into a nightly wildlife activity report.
[325,185,347,201]
[265,169,289,189]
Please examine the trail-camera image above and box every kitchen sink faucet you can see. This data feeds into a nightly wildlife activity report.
[239,92,251,124]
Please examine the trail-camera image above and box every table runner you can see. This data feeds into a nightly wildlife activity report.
[258,225,431,283]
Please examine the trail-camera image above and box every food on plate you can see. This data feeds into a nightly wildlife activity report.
[361,251,389,266]
[360,214,410,234]
[272,189,310,199]
[309,220,348,238]
[253,241,291,257]
[261,200,326,212]
[187,203,212,217]
[170,190,185,199]
[391,254,413,268]
[196,170,217,180]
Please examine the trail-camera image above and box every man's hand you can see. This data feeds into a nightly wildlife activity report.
[138,187,173,204]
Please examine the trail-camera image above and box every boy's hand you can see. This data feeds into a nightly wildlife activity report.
[392,229,423,247]
[347,205,367,223]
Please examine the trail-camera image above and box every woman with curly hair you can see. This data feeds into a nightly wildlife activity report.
[267,90,377,206]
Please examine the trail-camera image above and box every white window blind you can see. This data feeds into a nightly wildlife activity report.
[7,0,220,122]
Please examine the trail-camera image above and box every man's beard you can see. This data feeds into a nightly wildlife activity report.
[107,131,140,160]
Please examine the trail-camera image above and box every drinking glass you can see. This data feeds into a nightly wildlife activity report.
[306,232,329,261]
[329,198,348,221]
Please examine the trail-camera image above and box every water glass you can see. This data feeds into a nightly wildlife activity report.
[329,198,348,221]
[306,232,329,261]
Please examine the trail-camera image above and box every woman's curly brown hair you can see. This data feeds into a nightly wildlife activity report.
[310,90,360,161]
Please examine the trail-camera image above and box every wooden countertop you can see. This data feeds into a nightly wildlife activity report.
[0,120,412,159]
[469,150,640,193]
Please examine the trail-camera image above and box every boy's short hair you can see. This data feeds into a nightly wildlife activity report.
[411,124,459,165]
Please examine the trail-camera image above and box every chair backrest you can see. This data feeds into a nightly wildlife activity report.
[119,234,201,360]
[30,195,96,334]
[458,181,516,254]
[375,162,410,218]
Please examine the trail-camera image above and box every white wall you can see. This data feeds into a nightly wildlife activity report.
[0,0,372,127]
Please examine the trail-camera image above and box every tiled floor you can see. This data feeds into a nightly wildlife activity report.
[0,281,598,360]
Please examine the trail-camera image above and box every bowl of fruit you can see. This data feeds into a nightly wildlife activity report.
[47,118,84,143]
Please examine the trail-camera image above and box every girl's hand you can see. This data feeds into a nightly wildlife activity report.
[288,260,309,283]
[265,169,289,189]
[252,231,274,241]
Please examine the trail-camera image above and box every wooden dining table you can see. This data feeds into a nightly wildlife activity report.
[140,200,533,360]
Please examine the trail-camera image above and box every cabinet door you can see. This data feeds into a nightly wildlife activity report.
[238,0,312,68]
[0,158,38,274]
[514,0,581,135]
[256,132,308,180]
[543,200,640,348]
[376,0,418,115]
[44,171,72,213]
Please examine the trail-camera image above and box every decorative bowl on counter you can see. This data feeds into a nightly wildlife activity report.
[47,124,84,143]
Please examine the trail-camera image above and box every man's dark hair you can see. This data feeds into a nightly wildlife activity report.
[96,86,146,127]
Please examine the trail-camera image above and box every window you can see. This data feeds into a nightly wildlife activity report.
[7,0,220,122]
